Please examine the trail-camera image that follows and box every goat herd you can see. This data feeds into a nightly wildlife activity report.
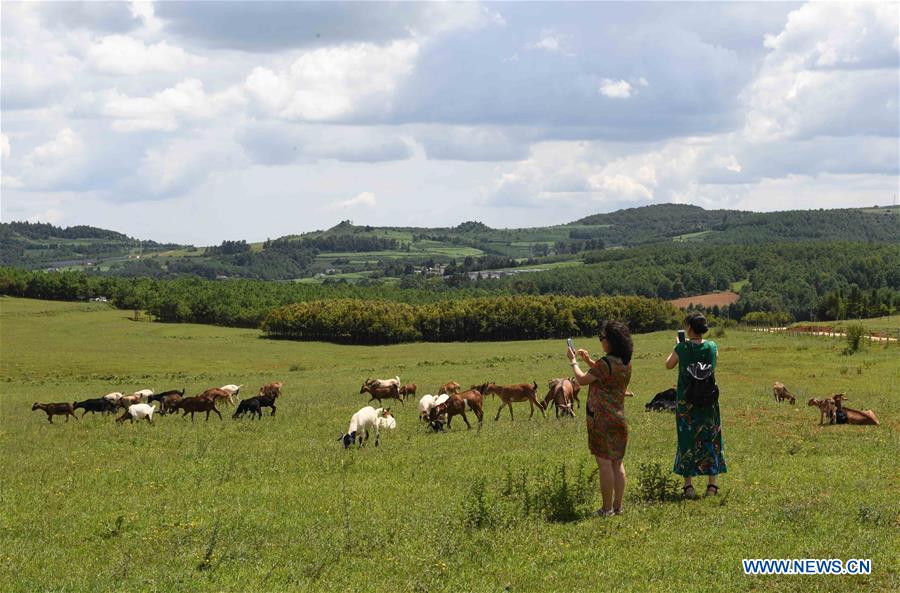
[30,382,284,424]
[773,382,880,426]
[29,376,879,447]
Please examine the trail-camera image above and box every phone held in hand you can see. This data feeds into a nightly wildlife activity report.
[677,329,686,343]
[567,337,575,352]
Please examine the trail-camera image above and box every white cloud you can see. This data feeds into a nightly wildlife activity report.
[101,79,244,132]
[131,132,245,197]
[330,191,377,210]
[598,79,634,99]
[130,1,162,34]
[27,128,83,165]
[87,35,202,75]
[26,207,65,224]
[244,40,419,121]
[530,32,561,53]
[744,2,899,141]
[1,134,10,159]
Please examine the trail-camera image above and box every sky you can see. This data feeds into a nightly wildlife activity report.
[1,1,898,245]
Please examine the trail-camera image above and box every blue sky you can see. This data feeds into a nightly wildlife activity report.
[1,1,898,244]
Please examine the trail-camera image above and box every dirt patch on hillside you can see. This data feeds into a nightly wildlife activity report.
[669,291,740,309]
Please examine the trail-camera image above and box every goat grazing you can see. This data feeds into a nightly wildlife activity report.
[233,397,262,420]
[116,403,156,424]
[399,383,417,400]
[429,387,485,430]
[437,381,461,395]
[169,396,223,422]
[73,397,117,417]
[484,381,544,421]
[645,387,677,412]
[773,382,796,405]
[543,379,578,418]
[339,406,394,448]
[32,402,77,423]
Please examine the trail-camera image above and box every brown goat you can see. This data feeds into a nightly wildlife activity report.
[169,396,223,422]
[259,381,284,398]
[484,381,545,421]
[832,393,879,426]
[159,393,183,415]
[808,398,836,425]
[32,402,77,423]
[399,383,417,399]
[198,388,234,407]
[117,394,143,408]
[360,381,403,405]
[437,381,460,395]
[429,387,485,429]
[544,378,578,418]
[773,382,796,405]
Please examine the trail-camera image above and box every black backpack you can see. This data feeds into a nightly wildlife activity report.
[683,361,719,407]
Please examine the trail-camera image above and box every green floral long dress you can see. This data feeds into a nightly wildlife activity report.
[673,340,727,477]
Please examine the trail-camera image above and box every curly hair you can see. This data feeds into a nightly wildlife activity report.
[601,320,633,365]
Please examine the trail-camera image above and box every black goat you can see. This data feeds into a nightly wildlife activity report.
[645,388,677,412]
[73,397,117,417]
[256,392,279,416]
[148,389,185,406]
[233,397,262,420]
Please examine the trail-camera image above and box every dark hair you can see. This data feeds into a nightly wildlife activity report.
[600,320,633,365]
[685,312,709,335]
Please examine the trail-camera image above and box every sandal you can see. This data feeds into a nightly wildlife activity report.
[705,484,719,496]
[682,485,696,499]
[613,508,624,516]
[592,508,615,518]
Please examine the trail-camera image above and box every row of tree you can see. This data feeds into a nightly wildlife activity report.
[261,295,680,344]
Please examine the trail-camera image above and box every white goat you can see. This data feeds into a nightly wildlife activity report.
[418,393,449,423]
[220,384,243,405]
[368,376,400,389]
[340,406,394,448]
[116,402,156,424]
[103,392,124,403]
[132,389,154,401]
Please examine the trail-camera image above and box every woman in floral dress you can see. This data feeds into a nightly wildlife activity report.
[567,320,633,516]
[665,312,727,498]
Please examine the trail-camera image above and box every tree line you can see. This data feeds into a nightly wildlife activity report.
[261,295,679,344]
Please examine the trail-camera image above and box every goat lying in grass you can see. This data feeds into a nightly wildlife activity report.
[116,403,156,424]
[831,394,880,426]
[32,402,77,423]
[340,406,394,448]
[773,382,796,405]
[645,387,676,412]
[73,397,117,417]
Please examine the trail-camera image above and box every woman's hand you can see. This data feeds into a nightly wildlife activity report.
[576,348,591,363]
[566,347,577,364]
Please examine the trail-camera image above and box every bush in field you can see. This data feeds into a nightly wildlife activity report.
[843,323,866,355]
[636,462,682,503]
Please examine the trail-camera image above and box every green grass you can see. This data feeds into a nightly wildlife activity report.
[731,278,751,292]
[1,297,898,592]
[790,316,900,337]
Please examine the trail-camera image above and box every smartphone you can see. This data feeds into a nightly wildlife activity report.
[677,329,686,343]
[567,338,575,352]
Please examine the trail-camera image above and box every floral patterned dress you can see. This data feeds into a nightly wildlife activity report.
[673,340,727,476]
[585,355,632,460]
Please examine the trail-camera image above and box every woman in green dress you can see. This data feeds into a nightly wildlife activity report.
[665,312,726,498]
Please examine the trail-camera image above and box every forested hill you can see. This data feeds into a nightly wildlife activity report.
[571,204,900,245]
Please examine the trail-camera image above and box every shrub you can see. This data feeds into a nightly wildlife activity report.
[635,462,682,503]
[843,323,866,355]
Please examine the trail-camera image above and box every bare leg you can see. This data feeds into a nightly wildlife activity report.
[611,459,626,511]
[596,457,614,513]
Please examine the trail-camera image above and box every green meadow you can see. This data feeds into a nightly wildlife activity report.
[1,297,897,592]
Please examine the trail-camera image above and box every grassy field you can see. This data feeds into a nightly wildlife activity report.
[789,316,900,337]
[1,297,898,593]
